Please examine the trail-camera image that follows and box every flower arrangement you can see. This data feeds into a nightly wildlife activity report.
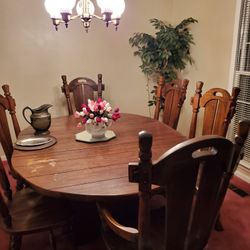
[74,98,121,126]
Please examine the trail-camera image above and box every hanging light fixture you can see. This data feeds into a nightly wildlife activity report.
[44,0,125,32]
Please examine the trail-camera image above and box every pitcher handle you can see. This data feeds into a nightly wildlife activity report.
[22,106,33,125]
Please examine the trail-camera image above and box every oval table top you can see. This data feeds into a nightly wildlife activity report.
[12,113,186,201]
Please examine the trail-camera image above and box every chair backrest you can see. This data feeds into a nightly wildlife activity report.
[0,159,12,202]
[0,158,12,228]
[154,76,189,129]
[189,81,240,138]
[0,85,20,168]
[129,120,249,250]
[61,74,105,115]
[0,167,11,227]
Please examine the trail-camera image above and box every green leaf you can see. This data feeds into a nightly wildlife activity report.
[129,17,197,106]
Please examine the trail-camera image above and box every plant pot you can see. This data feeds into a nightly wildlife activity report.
[85,121,111,139]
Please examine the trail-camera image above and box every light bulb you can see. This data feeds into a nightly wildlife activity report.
[77,0,95,16]
[44,0,61,18]
[76,0,83,15]
[88,1,95,15]
[111,0,125,19]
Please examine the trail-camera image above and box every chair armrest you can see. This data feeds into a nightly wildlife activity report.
[97,203,138,243]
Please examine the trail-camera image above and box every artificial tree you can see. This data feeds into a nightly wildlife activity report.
[129,17,198,106]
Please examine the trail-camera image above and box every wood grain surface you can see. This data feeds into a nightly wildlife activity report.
[12,113,186,201]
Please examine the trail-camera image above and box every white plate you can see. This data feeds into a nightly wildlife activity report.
[16,137,53,147]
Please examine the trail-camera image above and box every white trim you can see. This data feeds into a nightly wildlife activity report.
[240,159,250,169]
[228,0,250,181]
[227,0,242,143]
[228,0,242,90]
[235,70,250,76]
[235,165,250,183]
[238,99,250,105]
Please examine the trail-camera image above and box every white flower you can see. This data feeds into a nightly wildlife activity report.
[102,117,108,123]
[82,108,88,115]
[106,106,112,112]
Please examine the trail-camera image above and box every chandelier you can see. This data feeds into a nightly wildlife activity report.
[44,0,126,32]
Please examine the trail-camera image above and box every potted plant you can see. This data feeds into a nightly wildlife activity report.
[129,17,198,107]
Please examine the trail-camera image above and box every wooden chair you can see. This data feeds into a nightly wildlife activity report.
[61,74,105,115]
[0,158,74,250]
[0,85,75,249]
[0,85,24,190]
[97,120,250,250]
[189,81,240,138]
[154,76,189,129]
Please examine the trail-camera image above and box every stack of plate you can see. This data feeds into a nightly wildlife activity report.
[15,136,56,151]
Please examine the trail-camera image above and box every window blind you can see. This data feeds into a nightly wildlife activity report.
[231,0,250,168]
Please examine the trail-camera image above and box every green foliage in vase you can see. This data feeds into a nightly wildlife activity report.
[129,18,198,106]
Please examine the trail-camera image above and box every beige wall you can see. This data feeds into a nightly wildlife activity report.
[0,0,171,131]
[0,0,236,144]
[170,0,237,136]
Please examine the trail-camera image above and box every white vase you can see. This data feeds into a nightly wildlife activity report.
[85,121,111,139]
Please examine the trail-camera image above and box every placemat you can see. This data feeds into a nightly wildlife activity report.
[75,130,116,143]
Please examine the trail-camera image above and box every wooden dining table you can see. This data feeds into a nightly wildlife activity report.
[12,113,186,201]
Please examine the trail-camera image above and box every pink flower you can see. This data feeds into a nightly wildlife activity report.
[74,99,121,126]
[82,107,89,115]
[112,113,121,121]
[93,103,99,112]
[81,117,87,124]
[98,101,105,109]
[96,117,102,123]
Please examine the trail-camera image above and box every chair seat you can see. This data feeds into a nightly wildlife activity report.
[0,187,72,234]
[99,194,166,250]
[101,207,165,250]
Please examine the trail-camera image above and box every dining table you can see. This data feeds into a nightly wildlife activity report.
[11,113,186,202]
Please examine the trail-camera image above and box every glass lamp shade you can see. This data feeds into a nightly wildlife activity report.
[96,0,114,13]
[59,0,77,13]
[76,0,95,16]
[45,0,76,16]
[96,0,105,10]
[111,0,125,19]
[44,0,61,18]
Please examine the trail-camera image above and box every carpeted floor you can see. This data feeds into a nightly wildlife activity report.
[207,176,250,250]
[0,162,249,250]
